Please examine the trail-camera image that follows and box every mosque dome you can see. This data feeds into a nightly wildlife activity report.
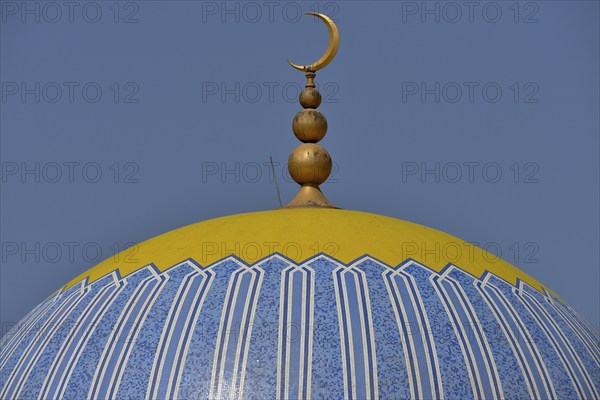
[2,209,599,399]
[1,13,598,400]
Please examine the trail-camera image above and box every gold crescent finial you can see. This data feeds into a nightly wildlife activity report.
[283,13,339,209]
[287,13,340,72]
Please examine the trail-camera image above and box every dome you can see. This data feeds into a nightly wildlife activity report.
[3,12,599,400]
[1,209,598,399]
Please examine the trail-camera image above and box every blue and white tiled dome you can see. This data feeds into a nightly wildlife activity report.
[1,209,598,399]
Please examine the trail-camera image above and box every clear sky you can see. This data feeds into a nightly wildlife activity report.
[1,1,599,334]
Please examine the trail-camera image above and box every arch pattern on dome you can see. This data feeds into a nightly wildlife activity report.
[1,254,599,399]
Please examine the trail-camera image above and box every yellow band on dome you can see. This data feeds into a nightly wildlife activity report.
[63,208,552,295]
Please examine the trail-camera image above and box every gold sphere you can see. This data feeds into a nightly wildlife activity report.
[288,143,332,185]
[299,87,322,108]
[292,109,328,143]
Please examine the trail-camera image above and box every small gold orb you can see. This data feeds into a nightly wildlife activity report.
[288,143,332,185]
[299,87,322,108]
[292,109,328,143]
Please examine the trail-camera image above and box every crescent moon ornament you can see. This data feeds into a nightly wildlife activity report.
[288,13,339,72]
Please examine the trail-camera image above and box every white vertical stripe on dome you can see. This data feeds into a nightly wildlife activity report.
[0,282,88,400]
[384,261,445,400]
[548,295,600,366]
[333,263,356,400]
[0,290,59,370]
[353,260,380,400]
[383,269,419,399]
[87,266,166,400]
[333,260,380,400]
[151,271,199,399]
[140,261,215,400]
[303,262,315,400]
[280,265,295,399]
[40,273,124,400]
[521,284,600,398]
[208,261,263,400]
[549,301,600,396]
[228,265,263,399]
[102,268,168,400]
[297,266,309,400]
[509,283,579,398]
[441,267,504,400]
[276,264,290,400]
[26,276,115,400]
[0,293,68,396]
[353,271,371,399]
[400,265,444,400]
[146,268,199,399]
[277,261,315,400]
[484,279,557,399]
[332,258,380,399]
[431,273,484,399]
[209,265,242,399]
[159,262,214,399]
[476,275,541,399]
[353,257,409,397]
[518,287,594,398]
[558,300,600,344]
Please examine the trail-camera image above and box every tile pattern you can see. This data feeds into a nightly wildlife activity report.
[1,254,599,400]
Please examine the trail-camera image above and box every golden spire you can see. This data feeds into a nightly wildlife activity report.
[284,13,339,208]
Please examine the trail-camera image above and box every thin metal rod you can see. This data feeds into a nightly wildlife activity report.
[270,156,283,208]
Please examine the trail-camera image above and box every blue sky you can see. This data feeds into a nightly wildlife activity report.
[1,1,599,332]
